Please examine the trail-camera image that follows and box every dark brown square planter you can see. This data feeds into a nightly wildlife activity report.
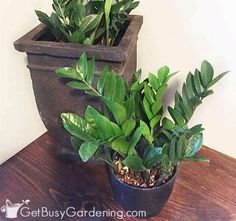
[14,15,143,160]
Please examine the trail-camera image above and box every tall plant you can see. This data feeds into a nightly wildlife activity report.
[56,53,227,187]
[36,0,139,46]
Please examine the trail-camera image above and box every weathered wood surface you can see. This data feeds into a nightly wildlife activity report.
[0,133,235,221]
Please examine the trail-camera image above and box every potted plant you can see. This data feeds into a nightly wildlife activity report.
[13,0,142,154]
[56,53,227,217]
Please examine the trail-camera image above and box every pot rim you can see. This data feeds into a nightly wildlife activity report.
[14,15,143,62]
[109,165,178,191]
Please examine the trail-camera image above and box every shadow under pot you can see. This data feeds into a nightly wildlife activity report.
[108,167,177,218]
[13,15,143,161]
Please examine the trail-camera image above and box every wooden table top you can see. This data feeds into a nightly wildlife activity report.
[0,133,235,221]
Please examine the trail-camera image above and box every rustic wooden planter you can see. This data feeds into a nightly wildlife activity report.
[14,15,143,159]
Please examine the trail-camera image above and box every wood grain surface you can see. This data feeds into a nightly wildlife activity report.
[0,133,235,221]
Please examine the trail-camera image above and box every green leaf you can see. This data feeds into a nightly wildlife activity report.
[76,52,87,79]
[201,90,214,99]
[128,123,145,155]
[186,72,195,97]
[143,96,153,120]
[113,75,126,104]
[158,66,169,83]
[140,120,154,144]
[85,90,100,97]
[144,84,155,104]
[185,133,203,157]
[208,71,228,88]
[144,147,162,169]
[103,98,126,125]
[67,81,90,90]
[169,138,176,163]
[69,31,85,43]
[150,115,162,128]
[87,57,95,85]
[85,106,123,141]
[182,83,189,103]
[193,69,202,95]
[187,124,205,138]
[177,134,186,159]
[61,113,95,141]
[56,67,81,80]
[97,66,109,94]
[122,119,136,136]
[148,73,159,90]
[168,107,185,126]
[179,102,193,122]
[111,136,129,155]
[123,156,145,172]
[162,117,175,130]
[79,140,100,162]
[155,84,168,100]
[104,71,116,100]
[80,14,100,33]
[83,38,92,45]
[201,60,214,86]
[125,97,135,119]
[151,100,163,115]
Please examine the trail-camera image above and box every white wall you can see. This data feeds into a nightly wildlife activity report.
[1,0,235,164]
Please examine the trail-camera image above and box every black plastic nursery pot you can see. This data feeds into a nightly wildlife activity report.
[14,15,143,159]
[108,167,178,218]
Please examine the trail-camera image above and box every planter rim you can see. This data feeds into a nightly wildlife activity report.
[14,15,143,62]
[109,165,178,191]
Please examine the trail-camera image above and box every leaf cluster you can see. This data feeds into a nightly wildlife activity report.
[35,0,139,46]
[56,54,227,181]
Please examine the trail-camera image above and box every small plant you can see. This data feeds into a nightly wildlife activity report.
[56,53,227,188]
[36,0,139,46]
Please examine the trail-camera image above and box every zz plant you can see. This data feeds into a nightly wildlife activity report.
[56,53,227,187]
[36,0,139,46]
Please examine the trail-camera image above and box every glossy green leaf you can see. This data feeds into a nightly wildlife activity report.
[70,30,85,43]
[79,140,100,162]
[158,66,169,83]
[103,98,126,125]
[67,81,90,90]
[177,134,186,159]
[148,73,159,90]
[201,60,214,86]
[128,123,145,155]
[55,67,81,80]
[125,97,135,119]
[61,113,95,141]
[179,102,193,122]
[80,14,100,33]
[150,115,162,128]
[143,96,153,120]
[104,71,116,100]
[162,117,175,130]
[151,100,163,115]
[123,156,145,172]
[113,75,126,104]
[186,72,195,97]
[168,107,185,126]
[76,52,87,79]
[169,138,176,163]
[185,133,203,157]
[111,136,129,155]
[87,57,95,85]
[122,119,136,137]
[140,120,154,144]
[193,69,203,95]
[144,147,162,169]
[85,106,122,141]
[144,84,155,104]
[97,66,109,94]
